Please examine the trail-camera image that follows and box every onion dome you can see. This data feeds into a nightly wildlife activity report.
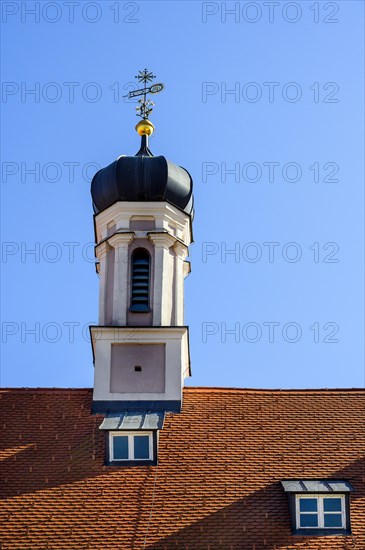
[91,120,193,217]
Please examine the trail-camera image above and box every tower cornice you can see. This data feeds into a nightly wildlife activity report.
[93,201,192,246]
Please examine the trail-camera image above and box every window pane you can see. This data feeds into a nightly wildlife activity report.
[113,436,129,460]
[299,498,318,512]
[323,498,342,512]
[134,435,150,459]
[300,514,318,527]
[324,513,343,528]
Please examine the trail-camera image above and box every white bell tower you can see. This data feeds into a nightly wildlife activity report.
[90,77,193,413]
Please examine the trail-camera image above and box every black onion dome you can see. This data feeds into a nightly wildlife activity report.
[91,139,193,217]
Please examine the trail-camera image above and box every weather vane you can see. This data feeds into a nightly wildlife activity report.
[125,68,164,120]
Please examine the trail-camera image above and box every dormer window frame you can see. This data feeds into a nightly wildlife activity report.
[295,494,347,530]
[106,430,158,467]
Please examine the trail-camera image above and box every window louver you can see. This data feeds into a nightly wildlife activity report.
[130,250,150,312]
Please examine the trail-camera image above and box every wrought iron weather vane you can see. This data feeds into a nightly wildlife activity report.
[126,68,165,120]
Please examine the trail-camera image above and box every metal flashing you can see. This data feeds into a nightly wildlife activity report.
[99,410,165,431]
[281,479,354,493]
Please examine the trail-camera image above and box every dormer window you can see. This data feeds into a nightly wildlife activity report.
[296,494,346,529]
[130,249,151,312]
[281,480,353,535]
[110,432,153,462]
[99,411,164,466]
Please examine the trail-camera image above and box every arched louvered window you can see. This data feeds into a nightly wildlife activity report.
[130,249,151,312]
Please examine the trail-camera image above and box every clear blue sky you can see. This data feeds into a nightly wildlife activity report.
[1,1,364,389]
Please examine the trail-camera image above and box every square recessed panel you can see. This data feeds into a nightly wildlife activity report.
[110,343,165,393]
[129,219,156,231]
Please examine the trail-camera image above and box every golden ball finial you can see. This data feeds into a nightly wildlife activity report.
[135,119,155,136]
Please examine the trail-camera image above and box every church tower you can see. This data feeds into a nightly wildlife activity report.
[90,70,193,414]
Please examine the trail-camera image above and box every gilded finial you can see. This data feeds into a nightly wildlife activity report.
[136,119,155,136]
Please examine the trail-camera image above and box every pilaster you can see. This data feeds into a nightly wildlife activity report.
[173,241,188,325]
[95,240,111,325]
[148,233,177,325]
[108,232,134,325]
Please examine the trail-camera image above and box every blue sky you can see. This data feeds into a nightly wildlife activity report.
[1,1,364,389]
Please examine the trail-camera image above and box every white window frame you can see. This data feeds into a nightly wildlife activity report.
[295,494,346,529]
[109,431,153,461]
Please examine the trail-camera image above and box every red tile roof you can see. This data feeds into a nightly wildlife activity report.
[0,387,364,549]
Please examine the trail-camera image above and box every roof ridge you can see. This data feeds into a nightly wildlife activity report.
[0,387,93,392]
[184,386,365,393]
[1,387,364,393]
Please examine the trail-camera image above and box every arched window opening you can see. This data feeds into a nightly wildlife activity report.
[130,249,151,312]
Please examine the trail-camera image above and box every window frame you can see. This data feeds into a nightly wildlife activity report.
[106,430,157,466]
[129,248,151,313]
[295,494,346,530]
